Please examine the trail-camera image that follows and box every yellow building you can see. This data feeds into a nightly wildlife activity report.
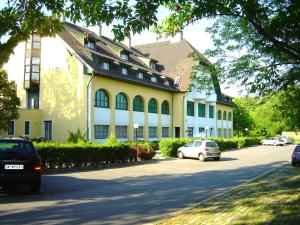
[3,22,234,142]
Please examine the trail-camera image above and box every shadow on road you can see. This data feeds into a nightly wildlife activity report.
[0,160,286,225]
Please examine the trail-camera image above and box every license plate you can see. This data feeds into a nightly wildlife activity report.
[4,165,24,170]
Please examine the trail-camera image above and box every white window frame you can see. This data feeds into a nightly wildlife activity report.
[120,53,129,61]
[137,72,144,79]
[43,120,53,141]
[121,67,128,75]
[100,62,109,70]
[151,76,157,83]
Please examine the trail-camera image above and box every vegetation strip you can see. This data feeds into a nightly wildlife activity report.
[154,165,300,225]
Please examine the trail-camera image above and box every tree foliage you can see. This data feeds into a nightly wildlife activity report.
[0,69,20,131]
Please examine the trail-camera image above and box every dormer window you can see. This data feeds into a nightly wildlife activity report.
[150,61,156,70]
[137,72,144,79]
[151,76,157,83]
[164,80,170,86]
[121,67,128,75]
[120,52,129,61]
[84,38,95,49]
[100,62,109,70]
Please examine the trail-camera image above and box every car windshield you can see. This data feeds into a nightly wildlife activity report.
[206,142,219,147]
[0,140,34,155]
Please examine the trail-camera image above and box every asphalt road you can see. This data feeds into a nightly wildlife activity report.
[0,144,294,225]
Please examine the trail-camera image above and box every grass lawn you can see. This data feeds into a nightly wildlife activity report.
[156,165,300,225]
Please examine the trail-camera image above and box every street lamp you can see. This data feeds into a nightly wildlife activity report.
[245,128,248,136]
[205,126,209,139]
[134,123,139,144]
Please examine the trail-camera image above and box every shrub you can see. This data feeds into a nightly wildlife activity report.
[67,129,86,143]
[34,141,154,170]
[159,137,265,157]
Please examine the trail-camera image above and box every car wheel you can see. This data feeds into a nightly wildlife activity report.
[198,153,206,162]
[177,151,184,159]
[273,142,277,146]
[213,157,220,161]
[29,180,41,194]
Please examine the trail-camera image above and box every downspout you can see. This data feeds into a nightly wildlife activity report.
[87,70,94,142]
[182,95,186,138]
[171,95,174,138]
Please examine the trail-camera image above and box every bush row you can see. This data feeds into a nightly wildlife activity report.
[35,142,154,170]
[159,137,264,157]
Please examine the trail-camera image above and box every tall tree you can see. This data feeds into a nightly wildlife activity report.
[0,69,20,130]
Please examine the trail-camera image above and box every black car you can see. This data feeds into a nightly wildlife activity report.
[0,138,42,193]
[292,144,300,167]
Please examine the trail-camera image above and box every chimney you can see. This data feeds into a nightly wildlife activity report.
[97,23,102,37]
[128,36,131,48]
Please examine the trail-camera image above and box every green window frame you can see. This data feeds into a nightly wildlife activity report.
[187,101,194,116]
[198,103,205,117]
[161,100,169,114]
[148,98,157,113]
[228,112,232,121]
[223,111,227,120]
[116,93,128,110]
[218,110,222,120]
[95,89,109,108]
[209,105,214,118]
[133,96,144,112]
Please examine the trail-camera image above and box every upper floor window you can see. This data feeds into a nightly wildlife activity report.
[187,101,194,116]
[228,112,232,121]
[26,34,41,50]
[133,96,144,112]
[223,111,227,120]
[100,62,109,70]
[121,67,128,75]
[84,38,95,49]
[161,100,169,115]
[151,76,157,83]
[218,110,222,120]
[148,98,157,113]
[209,105,214,118]
[137,72,144,79]
[120,52,129,61]
[116,93,128,110]
[150,61,156,69]
[164,80,170,86]
[198,103,205,117]
[95,89,109,108]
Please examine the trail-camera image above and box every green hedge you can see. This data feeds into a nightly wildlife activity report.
[35,142,154,170]
[159,137,264,158]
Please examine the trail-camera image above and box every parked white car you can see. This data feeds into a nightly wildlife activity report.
[261,137,285,146]
[177,140,221,162]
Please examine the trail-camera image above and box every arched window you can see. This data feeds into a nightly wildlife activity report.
[218,110,222,120]
[95,89,109,108]
[148,98,157,113]
[228,112,232,121]
[116,93,128,110]
[133,96,144,112]
[161,100,169,114]
[223,111,227,120]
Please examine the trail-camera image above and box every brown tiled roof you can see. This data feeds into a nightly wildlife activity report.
[133,40,197,91]
[134,40,234,106]
[58,22,179,92]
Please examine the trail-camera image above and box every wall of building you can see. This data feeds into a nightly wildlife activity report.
[91,76,174,142]
[216,103,234,138]
[39,36,88,142]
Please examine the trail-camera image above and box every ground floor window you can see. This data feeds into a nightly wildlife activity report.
[224,129,227,138]
[44,121,52,141]
[187,127,194,138]
[25,121,30,136]
[218,128,222,137]
[162,127,169,137]
[116,126,127,138]
[136,126,144,138]
[210,128,214,137]
[199,127,205,137]
[228,129,232,138]
[95,125,109,139]
[149,126,157,138]
[7,121,15,135]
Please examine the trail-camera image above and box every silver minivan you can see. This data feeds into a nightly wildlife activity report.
[177,140,221,162]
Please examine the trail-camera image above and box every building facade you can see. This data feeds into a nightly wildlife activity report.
[3,22,234,143]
